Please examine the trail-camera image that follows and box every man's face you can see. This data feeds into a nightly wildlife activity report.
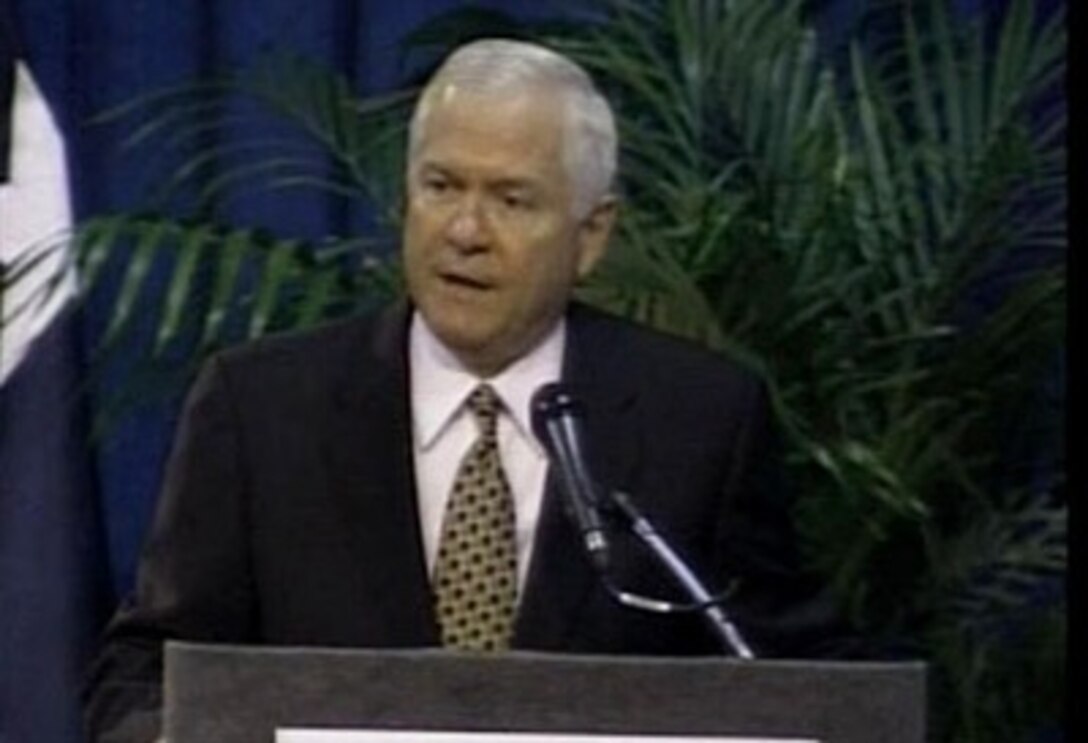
[403,85,614,377]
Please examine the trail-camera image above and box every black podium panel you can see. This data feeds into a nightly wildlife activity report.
[164,642,925,743]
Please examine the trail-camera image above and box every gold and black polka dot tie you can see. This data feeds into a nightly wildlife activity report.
[432,384,518,651]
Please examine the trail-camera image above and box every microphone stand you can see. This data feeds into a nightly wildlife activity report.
[605,490,756,660]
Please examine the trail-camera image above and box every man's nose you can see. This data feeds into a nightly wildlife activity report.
[445,197,490,251]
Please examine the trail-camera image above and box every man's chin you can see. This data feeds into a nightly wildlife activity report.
[421,318,506,374]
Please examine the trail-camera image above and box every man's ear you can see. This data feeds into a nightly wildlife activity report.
[575,196,618,279]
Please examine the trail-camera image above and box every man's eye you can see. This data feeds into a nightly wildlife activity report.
[421,175,453,195]
[501,193,532,210]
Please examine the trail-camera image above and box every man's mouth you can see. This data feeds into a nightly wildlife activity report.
[438,271,494,292]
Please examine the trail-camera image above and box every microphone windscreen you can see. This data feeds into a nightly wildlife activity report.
[529,382,584,445]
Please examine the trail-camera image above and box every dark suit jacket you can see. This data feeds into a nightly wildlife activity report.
[84,303,838,741]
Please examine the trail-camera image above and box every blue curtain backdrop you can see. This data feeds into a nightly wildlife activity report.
[0,1,1063,742]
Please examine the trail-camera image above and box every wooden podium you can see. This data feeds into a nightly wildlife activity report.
[163,641,925,743]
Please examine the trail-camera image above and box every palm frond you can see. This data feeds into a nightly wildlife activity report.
[71,215,396,361]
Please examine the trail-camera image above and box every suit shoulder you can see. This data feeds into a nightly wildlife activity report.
[571,304,762,392]
[216,309,389,368]
[195,307,403,397]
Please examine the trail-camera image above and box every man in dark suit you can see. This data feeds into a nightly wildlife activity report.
[85,38,838,741]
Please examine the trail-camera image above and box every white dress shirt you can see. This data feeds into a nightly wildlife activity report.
[409,312,565,591]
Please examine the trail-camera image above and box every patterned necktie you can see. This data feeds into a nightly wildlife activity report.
[432,384,518,651]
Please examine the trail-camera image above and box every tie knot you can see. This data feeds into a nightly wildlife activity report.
[466,384,502,433]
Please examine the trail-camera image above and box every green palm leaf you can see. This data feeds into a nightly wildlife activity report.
[68,215,395,362]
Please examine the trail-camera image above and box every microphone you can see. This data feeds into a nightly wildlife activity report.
[530,382,609,570]
[530,384,755,657]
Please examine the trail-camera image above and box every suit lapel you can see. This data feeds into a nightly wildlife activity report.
[320,305,440,645]
[514,305,642,649]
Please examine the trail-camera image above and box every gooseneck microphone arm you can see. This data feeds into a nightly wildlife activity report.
[606,489,756,659]
[530,382,756,659]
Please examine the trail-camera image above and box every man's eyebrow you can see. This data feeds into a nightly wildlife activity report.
[417,161,452,176]
[415,161,544,192]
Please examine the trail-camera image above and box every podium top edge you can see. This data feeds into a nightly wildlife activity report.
[164,640,927,674]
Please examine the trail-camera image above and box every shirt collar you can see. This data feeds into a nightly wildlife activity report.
[409,311,566,451]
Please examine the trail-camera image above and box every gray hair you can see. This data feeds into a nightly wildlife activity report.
[408,39,618,217]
